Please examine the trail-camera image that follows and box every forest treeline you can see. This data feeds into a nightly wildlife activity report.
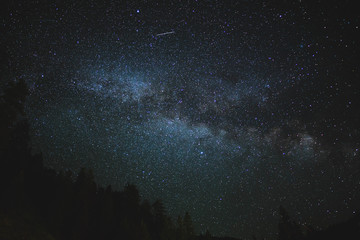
[0,79,200,240]
[1,80,359,240]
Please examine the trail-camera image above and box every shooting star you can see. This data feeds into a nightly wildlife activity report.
[156,31,175,37]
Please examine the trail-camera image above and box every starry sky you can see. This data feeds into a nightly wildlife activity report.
[2,0,360,239]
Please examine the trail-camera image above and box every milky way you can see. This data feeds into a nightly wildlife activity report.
[2,0,360,238]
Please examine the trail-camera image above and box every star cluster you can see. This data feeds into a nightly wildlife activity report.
[2,0,360,238]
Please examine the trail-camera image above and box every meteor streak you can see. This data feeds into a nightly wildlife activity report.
[156,31,175,36]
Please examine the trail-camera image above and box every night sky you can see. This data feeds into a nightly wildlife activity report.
[2,0,360,239]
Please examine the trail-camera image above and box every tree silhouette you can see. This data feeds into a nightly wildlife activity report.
[0,79,30,213]
[184,211,195,239]
[278,206,303,240]
[176,215,186,240]
[152,199,170,240]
